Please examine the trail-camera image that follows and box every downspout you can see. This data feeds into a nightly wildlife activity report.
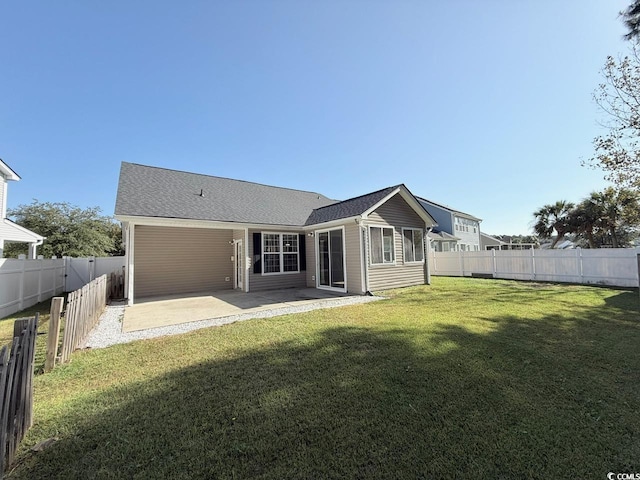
[29,238,45,259]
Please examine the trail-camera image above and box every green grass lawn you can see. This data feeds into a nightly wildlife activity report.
[6,278,640,479]
[0,298,60,375]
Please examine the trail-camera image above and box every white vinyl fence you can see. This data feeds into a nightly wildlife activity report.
[0,259,65,318]
[65,256,126,292]
[429,248,640,288]
[0,256,125,319]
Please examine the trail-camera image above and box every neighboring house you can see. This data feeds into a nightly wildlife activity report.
[427,229,459,252]
[482,233,536,250]
[114,162,436,304]
[0,159,44,259]
[480,232,508,250]
[417,197,481,251]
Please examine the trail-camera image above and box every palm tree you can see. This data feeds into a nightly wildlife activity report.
[570,198,602,248]
[532,200,575,248]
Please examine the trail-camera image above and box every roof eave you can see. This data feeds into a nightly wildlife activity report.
[0,159,21,181]
[115,214,307,231]
[2,219,44,242]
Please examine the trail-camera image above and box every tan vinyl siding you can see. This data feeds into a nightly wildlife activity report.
[248,229,307,291]
[344,223,364,294]
[366,193,426,291]
[134,225,233,299]
[306,233,316,288]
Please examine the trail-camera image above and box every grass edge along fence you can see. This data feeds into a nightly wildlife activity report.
[0,316,38,479]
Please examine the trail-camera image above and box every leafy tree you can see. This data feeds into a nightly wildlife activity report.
[535,189,640,249]
[532,200,575,248]
[622,1,640,41]
[585,42,640,189]
[587,187,640,247]
[4,201,123,258]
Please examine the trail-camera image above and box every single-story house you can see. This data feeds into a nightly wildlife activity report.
[0,159,45,259]
[114,162,437,304]
[480,232,507,250]
[427,229,460,252]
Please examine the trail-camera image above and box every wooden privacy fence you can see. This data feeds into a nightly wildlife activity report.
[0,316,38,477]
[59,275,108,364]
[108,266,125,300]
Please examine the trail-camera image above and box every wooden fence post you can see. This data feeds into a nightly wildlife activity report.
[44,297,64,373]
[0,345,9,476]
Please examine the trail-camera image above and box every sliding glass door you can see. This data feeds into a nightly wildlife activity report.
[316,227,346,291]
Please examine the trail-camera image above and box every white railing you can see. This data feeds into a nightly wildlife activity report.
[0,256,126,319]
[429,248,640,288]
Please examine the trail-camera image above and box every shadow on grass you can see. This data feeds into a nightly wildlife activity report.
[10,302,640,479]
[604,290,640,311]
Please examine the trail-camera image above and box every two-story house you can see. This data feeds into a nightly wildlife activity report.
[0,159,44,258]
[417,197,482,252]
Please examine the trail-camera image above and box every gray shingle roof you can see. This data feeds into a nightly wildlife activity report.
[115,162,336,226]
[304,186,399,226]
[428,229,459,241]
[416,196,481,221]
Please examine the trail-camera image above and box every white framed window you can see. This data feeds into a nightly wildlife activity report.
[402,228,424,263]
[369,226,395,264]
[262,233,299,274]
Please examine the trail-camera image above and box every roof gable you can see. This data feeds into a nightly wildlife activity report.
[306,184,436,227]
[304,186,398,226]
[115,162,336,226]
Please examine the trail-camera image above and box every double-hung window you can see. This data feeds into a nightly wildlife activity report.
[402,228,424,263]
[370,227,395,264]
[263,233,299,274]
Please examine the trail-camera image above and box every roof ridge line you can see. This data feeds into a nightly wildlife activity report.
[122,162,333,199]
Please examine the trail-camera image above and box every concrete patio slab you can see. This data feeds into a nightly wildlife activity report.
[123,288,353,332]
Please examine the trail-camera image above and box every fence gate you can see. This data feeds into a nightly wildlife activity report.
[64,257,95,292]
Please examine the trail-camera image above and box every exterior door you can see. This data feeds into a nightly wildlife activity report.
[234,240,243,290]
[316,227,346,292]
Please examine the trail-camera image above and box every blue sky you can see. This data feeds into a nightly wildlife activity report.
[0,1,631,235]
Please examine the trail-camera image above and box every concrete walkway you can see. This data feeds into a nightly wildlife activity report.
[123,288,356,332]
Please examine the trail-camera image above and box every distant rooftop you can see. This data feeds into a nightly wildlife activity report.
[417,196,481,222]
